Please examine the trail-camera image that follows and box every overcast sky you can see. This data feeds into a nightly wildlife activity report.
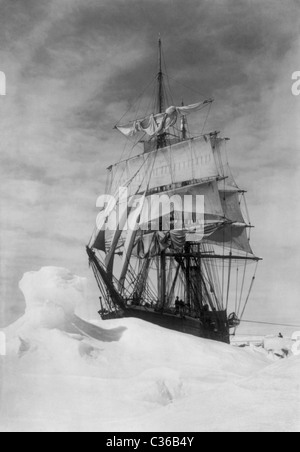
[0,0,299,331]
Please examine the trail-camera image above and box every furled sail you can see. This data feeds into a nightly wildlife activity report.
[115,100,213,139]
[131,219,225,259]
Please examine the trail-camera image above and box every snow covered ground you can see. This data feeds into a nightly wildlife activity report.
[0,267,299,432]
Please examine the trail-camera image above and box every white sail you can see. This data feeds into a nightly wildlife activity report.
[203,223,253,254]
[116,100,212,138]
[109,136,220,196]
[177,100,213,115]
[119,194,146,291]
[89,185,128,250]
[137,180,223,230]
[219,190,245,224]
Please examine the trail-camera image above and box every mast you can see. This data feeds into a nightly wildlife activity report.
[157,38,167,150]
[198,244,203,308]
[158,38,164,114]
[157,37,167,308]
[181,101,187,140]
[185,243,191,308]
[160,250,166,309]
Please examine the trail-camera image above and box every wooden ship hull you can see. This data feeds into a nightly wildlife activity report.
[120,307,229,343]
[87,246,232,344]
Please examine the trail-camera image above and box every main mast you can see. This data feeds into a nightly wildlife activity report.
[157,38,167,309]
[156,38,167,150]
[155,40,202,313]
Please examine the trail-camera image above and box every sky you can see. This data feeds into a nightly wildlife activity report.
[0,0,299,332]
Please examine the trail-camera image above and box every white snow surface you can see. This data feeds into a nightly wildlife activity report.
[0,267,299,432]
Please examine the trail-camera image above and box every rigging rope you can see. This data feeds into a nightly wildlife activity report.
[115,75,158,127]
[241,319,300,328]
[226,250,233,311]
[201,101,212,135]
[235,267,239,313]
[239,261,258,321]
[237,256,248,317]
[166,74,212,100]
[161,47,175,106]
[221,177,226,305]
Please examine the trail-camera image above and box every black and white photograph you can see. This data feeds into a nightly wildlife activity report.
[0,0,299,434]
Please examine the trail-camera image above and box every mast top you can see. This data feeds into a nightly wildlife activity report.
[158,37,162,65]
[157,37,166,148]
[115,38,214,150]
[157,37,163,113]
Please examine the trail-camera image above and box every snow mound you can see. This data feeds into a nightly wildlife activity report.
[19,267,86,329]
[263,336,296,359]
[290,332,300,356]
[292,331,300,341]
[1,267,300,432]
[233,334,300,359]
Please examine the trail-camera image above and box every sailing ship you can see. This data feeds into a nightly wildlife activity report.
[87,40,261,344]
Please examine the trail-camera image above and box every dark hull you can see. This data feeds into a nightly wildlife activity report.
[87,247,231,344]
[104,306,230,344]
